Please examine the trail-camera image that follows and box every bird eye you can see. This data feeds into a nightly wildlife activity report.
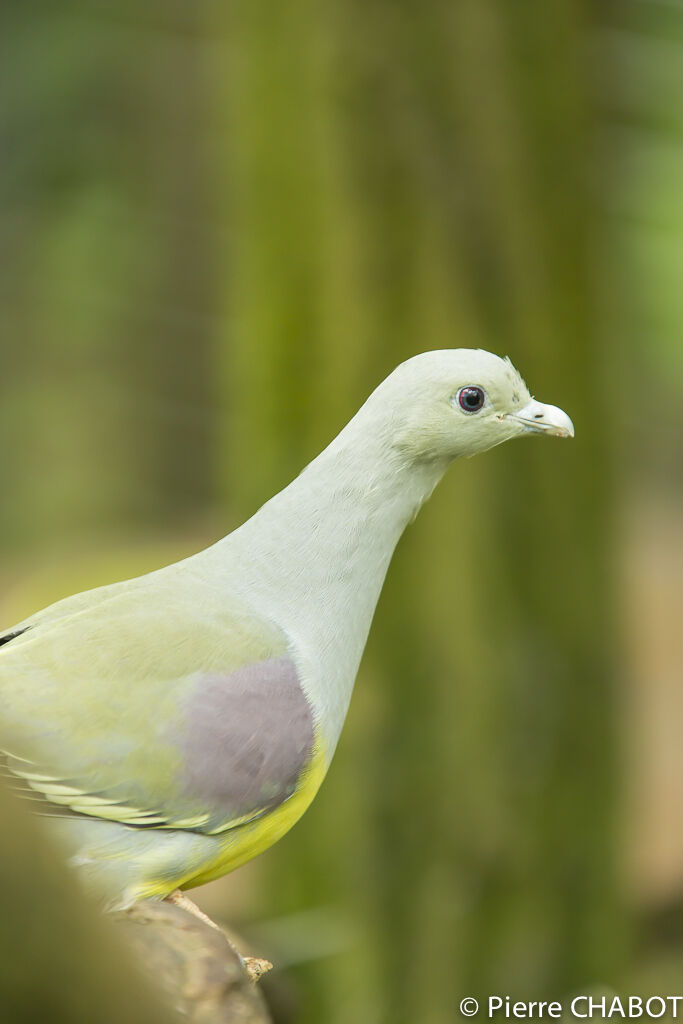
[456,386,486,413]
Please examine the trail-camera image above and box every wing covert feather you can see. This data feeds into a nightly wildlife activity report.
[0,574,315,835]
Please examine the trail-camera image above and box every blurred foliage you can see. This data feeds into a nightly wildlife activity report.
[600,0,683,481]
[0,0,682,1022]
[0,782,169,1023]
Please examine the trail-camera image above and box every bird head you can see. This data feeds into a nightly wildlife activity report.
[374,349,574,463]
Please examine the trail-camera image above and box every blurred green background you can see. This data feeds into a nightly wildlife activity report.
[1,0,682,1020]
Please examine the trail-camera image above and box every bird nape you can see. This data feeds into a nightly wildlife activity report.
[0,349,573,911]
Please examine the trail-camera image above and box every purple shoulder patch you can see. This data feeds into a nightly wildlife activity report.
[175,656,315,824]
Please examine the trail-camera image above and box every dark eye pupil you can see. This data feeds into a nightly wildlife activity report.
[458,386,485,412]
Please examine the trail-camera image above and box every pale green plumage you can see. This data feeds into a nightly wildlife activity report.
[0,349,573,905]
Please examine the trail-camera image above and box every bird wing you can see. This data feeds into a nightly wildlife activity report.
[0,571,316,836]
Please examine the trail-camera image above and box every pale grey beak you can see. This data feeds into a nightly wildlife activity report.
[507,399,575,438]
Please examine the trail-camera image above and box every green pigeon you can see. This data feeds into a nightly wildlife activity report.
[0,350,573,908]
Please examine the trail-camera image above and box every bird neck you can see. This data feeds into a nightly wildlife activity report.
[211,412,449,754]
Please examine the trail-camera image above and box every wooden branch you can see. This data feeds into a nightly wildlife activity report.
[115,901,272,1024]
